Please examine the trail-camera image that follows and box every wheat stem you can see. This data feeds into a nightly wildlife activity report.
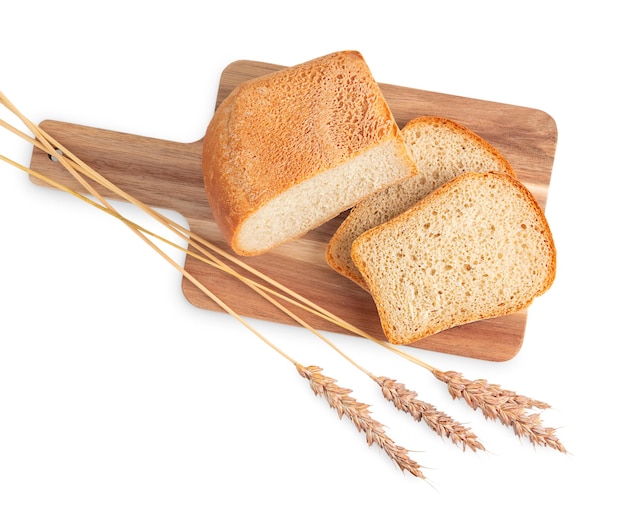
[3,94,434,383]
[3,92,438,376]
[2,94,298,364]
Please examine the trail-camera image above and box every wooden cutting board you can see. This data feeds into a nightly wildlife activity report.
[29,59,557,361]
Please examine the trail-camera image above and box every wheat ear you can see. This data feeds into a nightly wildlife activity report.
[296,364,425,479]
[433,370,566,453]
[374,376,485,452]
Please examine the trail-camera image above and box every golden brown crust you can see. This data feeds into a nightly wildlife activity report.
[202,51,409,255]
[325,246,364,286]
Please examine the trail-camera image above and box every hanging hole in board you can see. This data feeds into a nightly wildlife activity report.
[48,148,63,162]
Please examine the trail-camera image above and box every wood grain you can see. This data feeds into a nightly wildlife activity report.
[29,59,557,361]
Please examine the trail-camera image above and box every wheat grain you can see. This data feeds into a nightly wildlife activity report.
[374,376,485,452]
[296,364,425,478]
[433,370,566,453]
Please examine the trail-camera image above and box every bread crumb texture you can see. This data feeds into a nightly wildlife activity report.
[351,172,556,345]
[326,116,514,288]
[202,50,415,255]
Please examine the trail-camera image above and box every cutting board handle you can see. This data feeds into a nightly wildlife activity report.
[29,120,208,219]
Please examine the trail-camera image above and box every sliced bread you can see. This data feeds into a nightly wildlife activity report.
[326,116,515,288]
[351,171,556,345]
[202,50,417,256]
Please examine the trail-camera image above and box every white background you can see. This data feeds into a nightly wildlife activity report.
[1,1,623,504]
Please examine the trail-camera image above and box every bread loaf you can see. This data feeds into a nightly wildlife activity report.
[326,116,515,288]
[351,172,556,345]
[202,51,417,256]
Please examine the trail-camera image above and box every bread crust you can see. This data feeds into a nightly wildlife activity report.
[351,172,556,344]
[202,50,413,255]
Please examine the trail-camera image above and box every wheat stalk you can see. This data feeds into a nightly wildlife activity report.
[1,91,435,377]
[1,91,566,473]
[374,376,485,452]
[296,364,425,478]
[1,92,433,478]
[433,370,566,453]
[0,91,475,467]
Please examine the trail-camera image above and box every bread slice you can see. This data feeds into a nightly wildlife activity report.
[351,172,556,345]
[202,50,417,256]
[326,116,516,288]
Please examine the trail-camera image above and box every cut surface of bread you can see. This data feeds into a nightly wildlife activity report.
[326,116,515,288]
[202,50,417,256]
[351,172,556,345]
